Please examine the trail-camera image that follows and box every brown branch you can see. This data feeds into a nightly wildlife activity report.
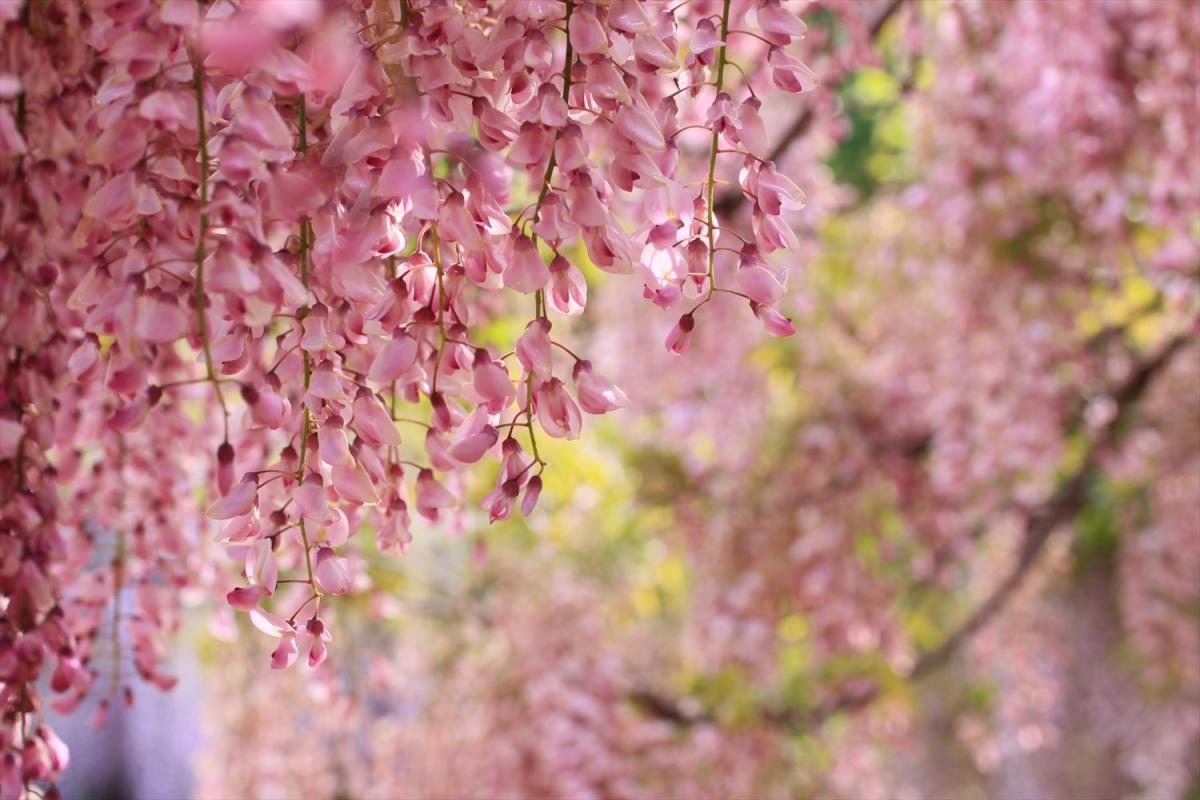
[911,330,1189,679]
[712,0,907,217]
[632,329,1193,731]
[867,0,908,39]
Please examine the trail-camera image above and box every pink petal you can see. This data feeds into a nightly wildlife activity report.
[505,234,550,294]
[574,363,629,414]
[207,477,258,520]
[351,388,401,446]
[516,318,553,381]
[615,104,666,153]
[226,585,268,612]
[450,424,499,464]
[250,608,293,638]
[331,461,379,505]
[313,546,351,596]
[368,333,418,383]
[270,633,299,669]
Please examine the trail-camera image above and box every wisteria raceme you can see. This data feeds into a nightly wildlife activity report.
[0,0,818,794]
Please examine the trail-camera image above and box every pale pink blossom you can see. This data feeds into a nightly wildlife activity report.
[296,473,328,521]
[473,352,517,411]
[226,585,269,612]
[768,48,819,94]
[207,477,258,520]
[330,461,379,505]
[415,468,456,521]
[482,480,520,523]
[547,255,587,315]
[573,361,629,414]
[313,546,351,596]
[534,378,583,440]
[516,318,554,382]
[752,303,796,337]
[351,388,402,446]
[520,475,543,516]
[665,313,695,355]
[505,234,550,294]
[368,333,419,383]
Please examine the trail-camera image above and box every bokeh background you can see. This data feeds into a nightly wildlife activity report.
[51,1,1199,798]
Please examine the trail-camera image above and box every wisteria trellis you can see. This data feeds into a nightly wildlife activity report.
[0,0,817,794]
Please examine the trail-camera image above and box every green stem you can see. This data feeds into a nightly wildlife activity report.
[193,60,229,440]
[518,0,575,461]
[295,93,316,592]
[705,0,734,298]
[529,0,575,234]
[525,370,543,467]
[430,226,447,392]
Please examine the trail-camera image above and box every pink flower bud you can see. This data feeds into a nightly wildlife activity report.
[482,480,520,523]
[108,397,150,432]
[296,473,328,520]
[368,332,419,383]
[39,727,69,774]
[270,633,298,670]
[752,302,797,337]
[226,585,269,612]
[665,313,695,355]
[352,388,402,446]
[533,192,580,242]
[756,162,807,215]
[685,239,708,281]
[330,461,379,505]
[313,546,351,596]
[473,353,517,411]
[425,429,458,471]
[429,390,454,432]
[516,317,554,381]
[534,378,583,440]
[573,361,629,414]
[207,476,258,520]
[569,3,609,56]
[547,255,587,316]
[738,259,785,306]
[615,103,666,153]
[318,417,351,465]
[450,423,499,464]
[415,468,456,521]
[566,173,608,227]
[307,360,345,402]
[248,384,287,429]
[691,18,725,53]
[306,634,327,668]
[758,3,808,42]
[217,442,235,494]
[505,234,550,294]
[246,539,278,594]
[521,475,543,516]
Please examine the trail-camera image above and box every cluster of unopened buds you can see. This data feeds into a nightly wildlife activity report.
[2,0,813,791]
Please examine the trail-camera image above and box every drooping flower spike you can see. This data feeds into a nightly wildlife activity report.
[0,0,818,783]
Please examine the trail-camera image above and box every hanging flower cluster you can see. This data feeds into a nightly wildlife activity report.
[1,0,815,793]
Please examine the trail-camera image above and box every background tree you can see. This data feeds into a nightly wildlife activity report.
[2,1,1198,799]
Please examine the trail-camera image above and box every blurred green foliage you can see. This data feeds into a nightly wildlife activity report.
[826,67,913,201]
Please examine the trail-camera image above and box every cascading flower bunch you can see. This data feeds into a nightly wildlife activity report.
[0,0,816,793]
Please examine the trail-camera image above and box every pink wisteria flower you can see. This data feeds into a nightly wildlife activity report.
[0,0,820,788]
